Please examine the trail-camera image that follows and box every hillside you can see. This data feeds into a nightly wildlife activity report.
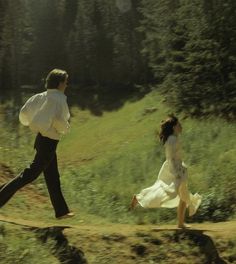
[0,212,236,264]
[0,91,235,263]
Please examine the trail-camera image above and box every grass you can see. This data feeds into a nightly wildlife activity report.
[0,91,235,224]
[0,223,58,264]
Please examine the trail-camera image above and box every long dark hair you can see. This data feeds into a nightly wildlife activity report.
[159,115,178,144]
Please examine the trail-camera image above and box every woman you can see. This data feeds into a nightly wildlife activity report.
[130,115,201,228]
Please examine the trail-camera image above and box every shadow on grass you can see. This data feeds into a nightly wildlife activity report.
[29,226,87,264]
[0,217,87,264]
[1,84,151,120]
[66,84,151,116]
[152,229,227,264]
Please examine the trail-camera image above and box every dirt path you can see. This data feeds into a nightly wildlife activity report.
[1,215,236,264]
[0,214,235,239]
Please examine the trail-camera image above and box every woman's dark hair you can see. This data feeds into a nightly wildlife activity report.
[159,114,178,144]
[45,69,68,89]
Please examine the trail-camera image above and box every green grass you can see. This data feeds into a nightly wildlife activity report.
[0,91,235,224]
[0,223,58,264]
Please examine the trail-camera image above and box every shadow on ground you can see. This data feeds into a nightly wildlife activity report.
[1,84,151,119]
[67,84,151,116]
[152,229,227,264]
[29,226,87,264]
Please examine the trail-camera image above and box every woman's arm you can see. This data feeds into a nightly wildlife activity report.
[166,136,183,179]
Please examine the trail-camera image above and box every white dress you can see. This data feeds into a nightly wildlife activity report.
[136,135,202,216]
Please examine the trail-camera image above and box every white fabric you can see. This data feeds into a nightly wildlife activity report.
[136,135,202,216]
[19,89,70,140]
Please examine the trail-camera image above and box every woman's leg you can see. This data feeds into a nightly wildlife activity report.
[129,195,138,210]
[177,199,187,228]
[177,179,192,228]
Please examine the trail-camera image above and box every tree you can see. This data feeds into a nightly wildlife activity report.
[0,0,27,88]
[139,0,236,118]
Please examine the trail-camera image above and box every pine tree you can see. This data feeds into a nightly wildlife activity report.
[30,0,67,83]
[139,0,180,83]
[139,0,236,118]
[167,0,236,117]
[0,0,26,88]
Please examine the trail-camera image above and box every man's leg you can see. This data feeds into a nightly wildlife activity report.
[43,153,70,218]
[0,133,56,208]
[0,151,49,207]
[0,184,6,190]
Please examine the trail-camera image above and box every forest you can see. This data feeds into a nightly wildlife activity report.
[0,0,235,118]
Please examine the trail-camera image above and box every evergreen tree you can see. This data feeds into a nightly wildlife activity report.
[166,0,236,117]
[30,0,67,83]
[140,0,236,118]
[139,0,180,83]
[0,0,26,88]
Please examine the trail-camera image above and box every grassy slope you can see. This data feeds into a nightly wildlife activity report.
[0,91,235,224]
[57,91,235,224]
[0,91,236,263]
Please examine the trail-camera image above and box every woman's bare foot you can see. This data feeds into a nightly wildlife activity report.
[128,195,138,211]
[177,223,191,229]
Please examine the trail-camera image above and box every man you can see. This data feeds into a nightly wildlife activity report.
[0,69,74,219]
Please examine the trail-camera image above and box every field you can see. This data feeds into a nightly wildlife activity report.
[0,91,235,263]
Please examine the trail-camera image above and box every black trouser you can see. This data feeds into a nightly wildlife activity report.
[0,133,69,218]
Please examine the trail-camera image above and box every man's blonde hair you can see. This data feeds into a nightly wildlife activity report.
[45,69,68,89]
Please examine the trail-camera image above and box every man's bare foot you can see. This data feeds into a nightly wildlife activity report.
[178,223,191,229]
[57,212,75,220]
[128,195,138,211]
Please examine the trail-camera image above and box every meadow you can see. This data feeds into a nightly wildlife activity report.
[0,90,235,225]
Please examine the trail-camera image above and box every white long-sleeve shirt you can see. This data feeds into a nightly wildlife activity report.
[19,89,70,140]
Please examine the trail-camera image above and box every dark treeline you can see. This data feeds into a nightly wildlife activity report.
[0,0,147,88]
[0,0,235,117]
[140,0,236,118]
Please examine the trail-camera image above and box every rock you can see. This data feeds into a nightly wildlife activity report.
[131,244,147,256]
[102,233,126,242]
[142,107,158,115]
